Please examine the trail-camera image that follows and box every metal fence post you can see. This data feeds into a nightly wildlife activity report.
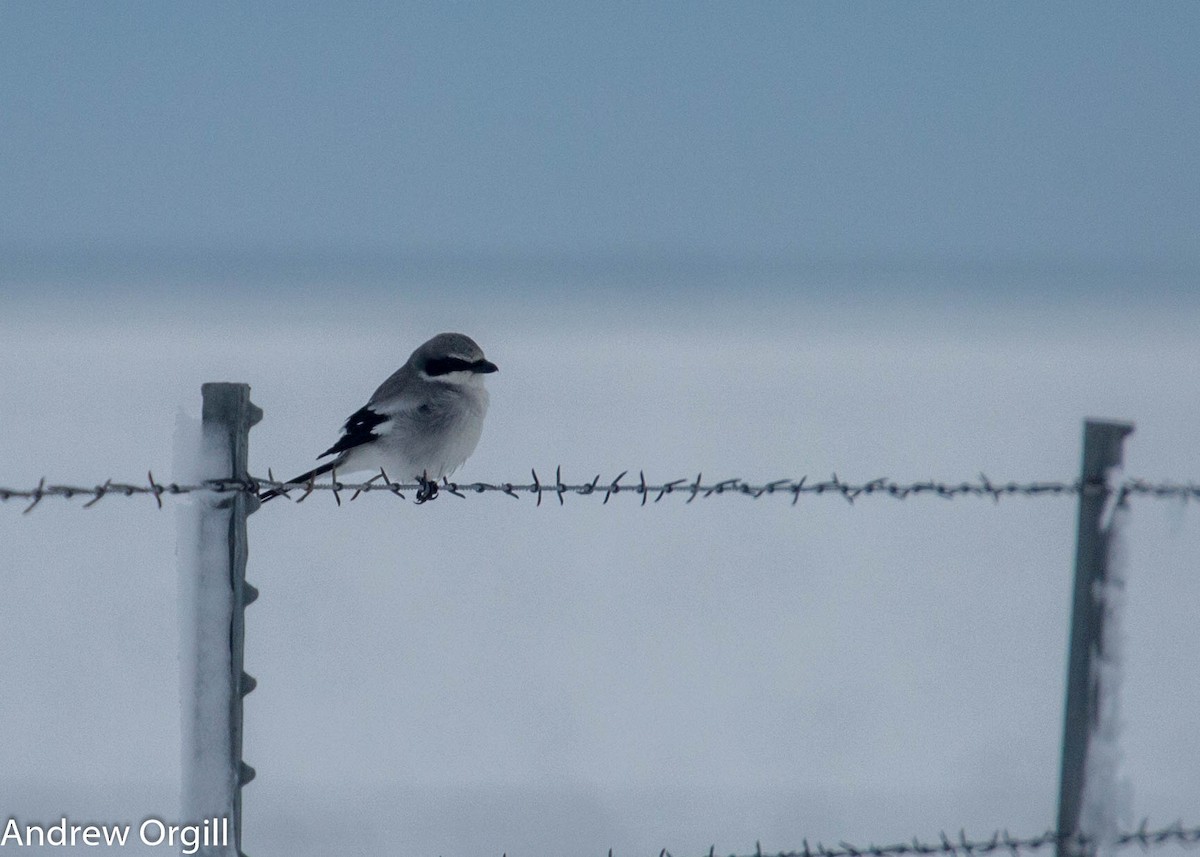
[1056,419,1133,857]
[185,383,261,856]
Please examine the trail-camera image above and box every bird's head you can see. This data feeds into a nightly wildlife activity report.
[413,332,499,384]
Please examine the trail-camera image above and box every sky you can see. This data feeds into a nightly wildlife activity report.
[2,3,1199,281]
[1,4,1199,857]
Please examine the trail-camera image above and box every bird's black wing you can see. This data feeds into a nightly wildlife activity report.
[318,405,391,459]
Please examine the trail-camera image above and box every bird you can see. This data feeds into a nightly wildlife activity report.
[260,332,497,503]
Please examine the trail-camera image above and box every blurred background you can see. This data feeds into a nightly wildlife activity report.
[1,4,1198,856]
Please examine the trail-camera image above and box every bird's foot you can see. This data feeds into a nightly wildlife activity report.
[415,473,439,504]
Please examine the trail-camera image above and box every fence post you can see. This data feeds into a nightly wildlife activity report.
[1055,419,1133,857]
[184,383,261,856]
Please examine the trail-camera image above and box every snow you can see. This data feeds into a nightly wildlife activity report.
[1078,496,1134,856]
[3,300,1198,856]
[175,408,237,848]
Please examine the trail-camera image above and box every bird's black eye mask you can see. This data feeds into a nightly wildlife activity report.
[424,356,499,376]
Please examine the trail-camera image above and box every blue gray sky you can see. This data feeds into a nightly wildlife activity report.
[3,3,1198,286]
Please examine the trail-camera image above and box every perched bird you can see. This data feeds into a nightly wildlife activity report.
[260,332,497,502]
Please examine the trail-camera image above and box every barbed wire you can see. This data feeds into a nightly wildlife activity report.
[674,821,1200,857]
[1,469,1199,513]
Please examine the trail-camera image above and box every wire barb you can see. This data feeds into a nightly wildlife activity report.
[22,477,46,514]
[147,471,164,509]
[296,473,316,503]
[82,479,111,509]
[604,470,627,505]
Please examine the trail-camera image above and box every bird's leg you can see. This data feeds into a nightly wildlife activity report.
[415,470,440,504]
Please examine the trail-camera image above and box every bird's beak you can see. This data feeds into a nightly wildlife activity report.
[475,360,499,374]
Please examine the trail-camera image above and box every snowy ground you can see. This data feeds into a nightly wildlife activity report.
[1,281,1197,856]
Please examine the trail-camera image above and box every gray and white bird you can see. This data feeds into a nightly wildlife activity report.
[260,332,497,502]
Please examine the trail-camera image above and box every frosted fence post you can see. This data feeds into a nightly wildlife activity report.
[185,383,261,856]
[1055,419,1133,857]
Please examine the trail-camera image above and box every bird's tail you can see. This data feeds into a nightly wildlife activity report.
[259,461,338,502]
